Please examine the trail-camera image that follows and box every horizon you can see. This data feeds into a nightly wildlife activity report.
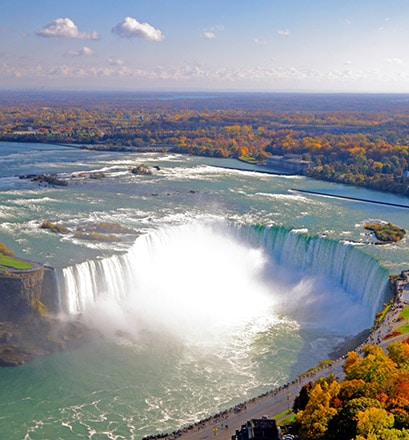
[2,0,409,93]
[2,88,409,96]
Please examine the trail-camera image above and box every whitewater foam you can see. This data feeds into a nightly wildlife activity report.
[60,219,388,345]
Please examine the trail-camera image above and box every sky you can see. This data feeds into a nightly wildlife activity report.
[1,0,409,92]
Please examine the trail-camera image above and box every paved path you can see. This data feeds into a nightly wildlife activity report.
[161,360,344,440]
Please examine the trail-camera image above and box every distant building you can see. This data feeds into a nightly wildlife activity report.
[266,154,311,175]
[232,419,282,440]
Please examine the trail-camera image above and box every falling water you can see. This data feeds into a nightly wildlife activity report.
[60,220,389,341]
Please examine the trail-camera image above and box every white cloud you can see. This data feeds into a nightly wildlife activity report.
[254,38,268,46]
[277,29,290,36]
[36,18,99,40]
[66,46,95,57]
[202,31,216,40]
[202,25,224,40]
[112,17,164,41]
[108,57,124,66]
[386,57,403,65]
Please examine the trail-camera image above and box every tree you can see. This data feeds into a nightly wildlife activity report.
[296,380,340,440]
[356,407,395,439]
[344,345,398,386]
[388,339,409,371]
[326,397,382,440]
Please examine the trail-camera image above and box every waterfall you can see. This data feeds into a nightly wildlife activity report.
[59,221,389,333]
[235,224,389,316]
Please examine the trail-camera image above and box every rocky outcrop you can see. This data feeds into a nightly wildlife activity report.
[0,316,93,367]
[0,264,93,366]
[19,174,68,186]
[0,266,45,321]
[131,164,153,175]
[0,264,61,320]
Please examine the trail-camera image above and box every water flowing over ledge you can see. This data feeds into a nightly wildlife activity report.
[234,224,390,317]
[58,220,389,322]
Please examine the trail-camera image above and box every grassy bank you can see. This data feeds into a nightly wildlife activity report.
[0,254,33,271]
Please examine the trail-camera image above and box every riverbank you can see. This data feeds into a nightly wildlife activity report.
[144,271,409,440]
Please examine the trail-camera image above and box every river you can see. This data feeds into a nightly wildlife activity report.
[0,142,408,439]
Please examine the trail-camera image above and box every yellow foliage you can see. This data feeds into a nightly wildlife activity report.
[31,297,48,316]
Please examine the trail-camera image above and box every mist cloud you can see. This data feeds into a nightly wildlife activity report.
[112,17,164,41]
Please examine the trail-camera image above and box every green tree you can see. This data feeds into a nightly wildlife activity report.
[326,397,382,440]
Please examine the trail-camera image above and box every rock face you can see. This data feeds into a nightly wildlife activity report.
[0,265,60,321]
[0,264,93,366]
[0,267,44,321]
[0,316,93,367]
[41,267,61,314]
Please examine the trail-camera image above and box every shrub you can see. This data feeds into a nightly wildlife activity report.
[0,243,15,257]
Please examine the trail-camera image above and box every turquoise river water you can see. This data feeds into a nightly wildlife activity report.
[0,142,409,439]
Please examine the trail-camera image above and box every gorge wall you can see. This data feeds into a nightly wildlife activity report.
[0,265,91,367]
[0,265,59,321]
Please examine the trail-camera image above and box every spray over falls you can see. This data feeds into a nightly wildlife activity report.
[59,220,389,343]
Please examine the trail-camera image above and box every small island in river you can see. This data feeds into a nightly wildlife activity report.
[364,222,406,244]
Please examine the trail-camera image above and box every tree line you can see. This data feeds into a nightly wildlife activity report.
[1,92,409,195]
[293,339,409,439]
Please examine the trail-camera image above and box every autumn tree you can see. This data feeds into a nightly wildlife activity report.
[296,379,340,440]
[294,340,409,439]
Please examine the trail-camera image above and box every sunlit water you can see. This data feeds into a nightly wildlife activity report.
[0,142,409,439]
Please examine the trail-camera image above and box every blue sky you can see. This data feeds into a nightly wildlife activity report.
[1,0,409,92]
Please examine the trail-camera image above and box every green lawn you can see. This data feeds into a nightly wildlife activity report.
[397,322,409,335]
[273,409,296,425]
[0,255,33,270]
[376,303,391,324]
[400,306,409,320]
[394,307,409,335]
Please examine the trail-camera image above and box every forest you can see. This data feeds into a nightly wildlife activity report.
[2,91,409,195]
[293,339,409,440]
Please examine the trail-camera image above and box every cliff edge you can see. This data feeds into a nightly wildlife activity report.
[0,264,91,367]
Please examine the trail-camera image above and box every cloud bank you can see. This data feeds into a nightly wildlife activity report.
[3,62,409,90]
[112,17,164,41]
[36,18,99,40]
